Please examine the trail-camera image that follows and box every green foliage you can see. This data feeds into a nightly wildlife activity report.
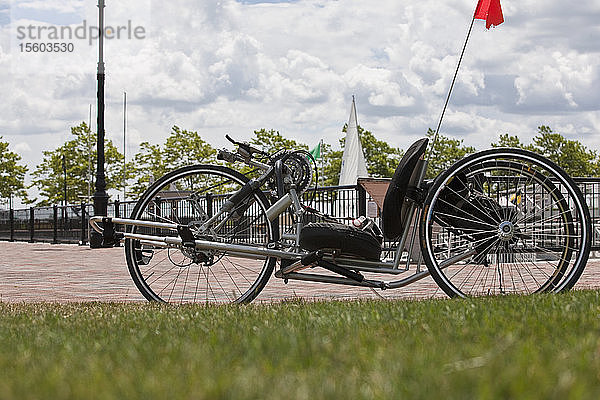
[1,291,600,398]
[0,137,28,204]
[164,126,216,169]
[128,142,168,198]
[354,126,403,179]
[26,122,600,206]
[250,128,308,154]
[425,128,476,179]
[30,123,127,206]
[224,129,310,180]
[128,126,216,198]
[492,126,600,177]
[243,127,401,187]
[322,125,402,186]
[532,126,600,177]
[321,142,341,186]
[491,133,528,149]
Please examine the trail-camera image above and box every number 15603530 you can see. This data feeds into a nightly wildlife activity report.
[19,42,75,53]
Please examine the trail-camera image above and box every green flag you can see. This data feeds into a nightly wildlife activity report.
[309,142,321,160]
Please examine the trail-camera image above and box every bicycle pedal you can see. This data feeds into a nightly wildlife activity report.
[301,250,323,266]
[280,259,310,275]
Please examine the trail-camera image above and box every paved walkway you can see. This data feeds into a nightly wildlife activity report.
[1,241,599,303]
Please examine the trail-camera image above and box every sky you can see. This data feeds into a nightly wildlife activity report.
[1,0,600,203]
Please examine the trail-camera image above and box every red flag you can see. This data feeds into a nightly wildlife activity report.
[474,0,504,29]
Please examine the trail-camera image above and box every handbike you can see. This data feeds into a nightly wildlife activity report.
[90,135,592,303]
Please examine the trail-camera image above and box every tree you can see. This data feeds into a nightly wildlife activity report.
[492,126,600,177]
[322,125,403,186]
[356,127,403,179]
[128,126,216,198]
[532,126,600,177]
[424,129,476,178]
[250,128,308,154]
[226,128,311,180]
[320,142,341,187]
[0,137,28,206]
[491,133,528,149]
[31,122,127,206]
[163,126,216,169]
[128,142,167,198]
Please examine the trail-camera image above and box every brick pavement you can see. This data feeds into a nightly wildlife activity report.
[0,241,599,303]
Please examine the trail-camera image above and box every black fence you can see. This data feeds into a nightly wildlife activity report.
[0,200,142,245]
[1,179,600,249]
[0,186,361,246]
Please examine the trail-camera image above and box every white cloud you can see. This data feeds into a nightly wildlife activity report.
[2,0,600,201]
[11,141,31,154]
[13,0,83,15]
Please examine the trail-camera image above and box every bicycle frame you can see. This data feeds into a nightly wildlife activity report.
[90,150,466,290]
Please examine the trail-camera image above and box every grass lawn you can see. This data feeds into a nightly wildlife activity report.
[1,291,600,399]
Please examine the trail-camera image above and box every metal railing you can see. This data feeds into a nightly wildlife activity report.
[1,179,600,250]
[0,185,360,246]
[0,201,131,245]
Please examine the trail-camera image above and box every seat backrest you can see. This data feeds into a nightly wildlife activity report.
[381,138,429,240]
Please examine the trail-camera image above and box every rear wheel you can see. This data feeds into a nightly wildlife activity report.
[420,149,591,297]
[125,165,278,304]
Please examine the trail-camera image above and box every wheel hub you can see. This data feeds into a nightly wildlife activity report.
[181,247,214,265]
[498,221,515,241]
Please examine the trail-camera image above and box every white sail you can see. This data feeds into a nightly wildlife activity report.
[339,97,369,185]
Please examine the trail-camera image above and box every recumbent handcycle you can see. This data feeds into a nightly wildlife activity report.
[90,135,592,303]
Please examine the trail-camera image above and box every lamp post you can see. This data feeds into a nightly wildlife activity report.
[62,153,67,224]
[123,91,127,202]
[90,0,109,248]
[88,103,92,204]
[62,154,67,207]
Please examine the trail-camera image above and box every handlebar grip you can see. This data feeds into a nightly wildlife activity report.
[225,134,237,145]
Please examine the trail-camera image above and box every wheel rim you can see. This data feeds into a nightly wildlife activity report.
[125,166,276,304]
[422,151,589,297]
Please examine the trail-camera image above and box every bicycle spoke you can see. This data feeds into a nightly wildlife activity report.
[423,151,590,297]
[125,165,276,304]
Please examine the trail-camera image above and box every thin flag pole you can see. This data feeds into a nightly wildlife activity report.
[430,14,476,156]
[428,14,477,162]
[88,104,92,204]
[429,0,504,161]
[123,91,127,202]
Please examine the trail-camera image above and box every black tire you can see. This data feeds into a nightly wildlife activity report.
[299,222,382,261]
[419,148,591,297]
[125,165,278,304]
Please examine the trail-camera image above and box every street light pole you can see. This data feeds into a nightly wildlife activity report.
[123,91,127,202]
[90,0,109,248]
[88,103,92,204]
[62,153,68,232]
[62,154,67,207]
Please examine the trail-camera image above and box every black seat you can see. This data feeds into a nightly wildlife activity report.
[381,138,429,240]
[299,138,429,260]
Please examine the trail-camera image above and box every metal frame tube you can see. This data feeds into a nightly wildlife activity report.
[91,216,421,275]
[274,271,385,288]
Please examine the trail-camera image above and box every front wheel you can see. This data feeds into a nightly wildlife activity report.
[420,148,591,297]
[125,164,279,304]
